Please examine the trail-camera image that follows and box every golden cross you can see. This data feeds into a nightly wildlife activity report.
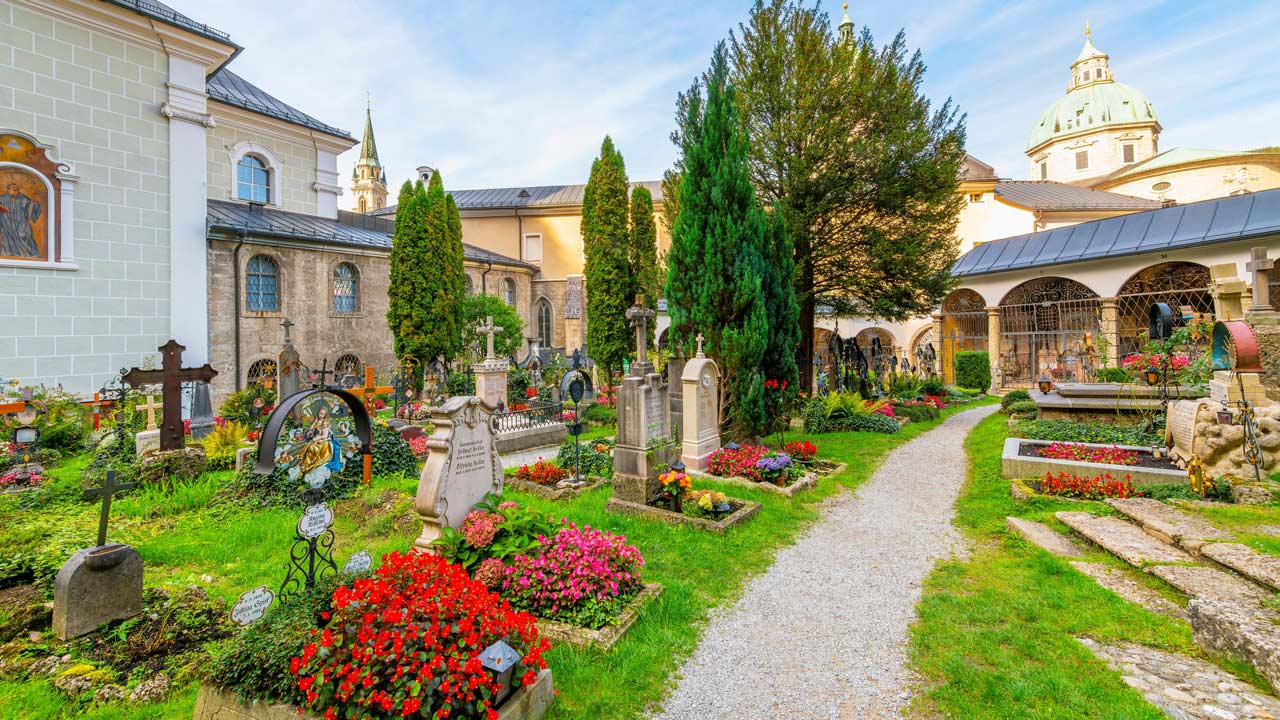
[1085,21,1091,38]
[137,394,163,431]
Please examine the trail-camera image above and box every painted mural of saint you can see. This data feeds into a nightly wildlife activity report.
[274,399,359,489]
[0,181,43,258]
[297,406,344,477]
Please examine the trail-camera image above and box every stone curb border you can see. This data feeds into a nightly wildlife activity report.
[505,476,609,502]
[604,496,761,533]
[688,462,846,498]
[535,583,664,651]
[1002,437,1186,486]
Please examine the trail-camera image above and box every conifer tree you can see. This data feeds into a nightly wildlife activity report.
[760,207,800,429]
[423,170,467,364]
[664,43,769,437]
[581,136,633,372]
[627,185,660,347]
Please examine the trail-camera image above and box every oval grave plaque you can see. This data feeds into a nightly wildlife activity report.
[298,503,334,539]
[343,549,373,574]
[231,585,275,626]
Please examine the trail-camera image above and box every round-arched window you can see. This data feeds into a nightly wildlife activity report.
[246,255,279,312]
[333,262,359,313]
[247,358,277,388]
[503,278,516,305]
[237,155,270,203]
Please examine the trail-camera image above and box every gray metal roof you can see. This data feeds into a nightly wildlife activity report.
[994,180,1161,211]
[369,180,664,217]
[953,187,1280,277]
[207,69,354,141]
[102,0,238,48]
[206,200,534,269]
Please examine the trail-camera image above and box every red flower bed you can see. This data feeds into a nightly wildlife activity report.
[784,440,817,463]
[515,460,567,487]
[707,444,768,482]
[1036,442,1138,466]
[408,435,430,457]
[1038,471,1136,500]
[923,395,947,410]
[291,551,549,720]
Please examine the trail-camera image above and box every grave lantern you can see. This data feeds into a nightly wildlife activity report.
[479,639,522,706]
[1144,366,1161,387]
[13,425,39,463]
[1217,409,1235,426]
[1037,374,1053,395]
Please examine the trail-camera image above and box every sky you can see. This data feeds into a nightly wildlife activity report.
[174,0,1280,208]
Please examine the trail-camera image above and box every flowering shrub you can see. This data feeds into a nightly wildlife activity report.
[1121,352,1191,373]
[754,452,794,486]
[433,495,557,574]
[525,386,539,399]
[500,523,644,629]
[707,445,769,482]
[291,551,549,720]
[923,395,947,410]
[408,434,430,457]
[872,403,896,418]
[658,469,691,495]
[395,401,431,421]
[0,466,42,490]
[462,510,505,548]
[785,441,817,463]
[684,489,732,519]
[1037,471,1136,500]
[561,410,577,423]
[514,460,568,487]
[1036,442,1139,466]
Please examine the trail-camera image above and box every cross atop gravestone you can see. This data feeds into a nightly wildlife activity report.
[1247,246,1274,312]
[281,317,295,343]
[626,295,656,370]
[695,333,706,358]
[121,341,218,452]
[84,469,134,547]
[477,316,503,360]
[137,395,162,431]
[310,359,335,389]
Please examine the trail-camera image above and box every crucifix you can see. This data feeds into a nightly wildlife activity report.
[1247,246,1274,312]
[281,318,295,344]
[349,366,393,413]
[136,395,163,431]
[310,359,335,389]
[477,316,504,360]
[695,332,706,358]
[626,295,656,370]
[121,341,218,452]
[84,469,134,548]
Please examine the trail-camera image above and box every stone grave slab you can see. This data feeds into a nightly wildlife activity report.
[1200,543,1280,593]
[1006,516,1084,557]
[1149,565,1271,605]
[53,545,142,639]
[1104,498,1233,549]
[1069,562,1185,619]
[414,396,503,550]
[134,428,160,458]
[1055,511,1193,567]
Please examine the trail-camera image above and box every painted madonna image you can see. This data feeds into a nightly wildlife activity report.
[275,398,361,489]
[0,133,61,262]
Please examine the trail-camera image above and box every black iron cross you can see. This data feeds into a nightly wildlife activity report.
[84,469,134,547]
[122,340,218,452]
[310,359,334,389]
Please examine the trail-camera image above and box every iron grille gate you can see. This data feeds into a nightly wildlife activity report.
[939,290,988,386]
[998,278,1101,387]
[1114,263,1214,359]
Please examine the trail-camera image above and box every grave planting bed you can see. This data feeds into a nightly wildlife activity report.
[690,461,845,498]
[1001,438,1186,486]
[535,582,663,651]
[604,495,761,533]
[505,475,608,501]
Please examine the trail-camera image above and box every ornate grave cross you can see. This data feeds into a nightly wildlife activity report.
[84,469,134,547]
[626,295,656,368]
[136,395,163,431]
[477,316,504,360]
[281,317,295,343]
[1247,246,1274,312]
[309,359,335,389]
[349,367,393,413]
[122,341,218,452]
[695,333,706,358]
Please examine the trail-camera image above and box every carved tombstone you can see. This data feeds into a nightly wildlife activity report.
[610,297,672,506]
[413,396,503,550]
[681,336,720,471]
[472,316,509,410]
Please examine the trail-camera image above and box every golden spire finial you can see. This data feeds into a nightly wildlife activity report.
[365,91,371,110]
[843,2,848,9]
[1085,21,1091,38]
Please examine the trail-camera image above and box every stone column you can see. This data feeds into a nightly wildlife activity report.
[985,306,1001,388]
[1210,263,1248,320]
[1099,297,1120,368]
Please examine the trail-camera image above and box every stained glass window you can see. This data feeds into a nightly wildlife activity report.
[246,255,279,312]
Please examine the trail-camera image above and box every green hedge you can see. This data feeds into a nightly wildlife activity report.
[1012,419,1162,447]
[953,351,991,393]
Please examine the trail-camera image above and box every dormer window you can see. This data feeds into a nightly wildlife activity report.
[237,155,270,204]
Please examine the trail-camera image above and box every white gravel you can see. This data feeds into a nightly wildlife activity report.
[652,405,998,720]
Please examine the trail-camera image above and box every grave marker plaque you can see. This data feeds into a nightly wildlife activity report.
[413,396,503,550]
[230,586,275,627]
[1167,399,1208,464]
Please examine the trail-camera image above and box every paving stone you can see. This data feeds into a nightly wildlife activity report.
[1071,562,1186,619]
[1106,498,1233,550]
[1189,599,1280,694]
[1006,516,1085,557]
[1150,566,1272,605]
[1057,511,1194,567]
[1078,637,1280,720]
[1201,544,1280,593]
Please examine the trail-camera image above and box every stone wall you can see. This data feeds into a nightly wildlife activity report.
[1252,315,1280,403]
[0,3,172,394]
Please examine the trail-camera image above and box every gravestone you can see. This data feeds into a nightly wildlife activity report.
[53,471,142,639]
[1167,399,1209,465]
[667,347,685,443]
[611,296,673,505]
[189,383,216,439]
[681,334,721,471]
[413,396,503,550]
[134,394,162,457]
[472,316,509,409]
[277,318,304,401]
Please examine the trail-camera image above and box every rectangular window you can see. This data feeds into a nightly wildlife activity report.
[523,233,542,263]
[968,193,983,203]
[1040,162,1047,180]
[1123,143,1135,163]
[1075,151,1089,170]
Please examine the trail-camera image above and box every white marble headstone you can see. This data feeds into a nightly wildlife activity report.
[413,396,503,551]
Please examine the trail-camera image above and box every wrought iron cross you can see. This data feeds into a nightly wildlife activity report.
[310,359,335,389]
[84,469,134,547]
[477,316,503,360]
[626,295,655,367]
[1246,246,1274,312]
[281,317,295,344]
[122,341,218,452]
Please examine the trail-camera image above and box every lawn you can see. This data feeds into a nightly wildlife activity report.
[0,399,992,719]
[908,412,1217,719]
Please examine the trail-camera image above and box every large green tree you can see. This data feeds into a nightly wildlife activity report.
[581,136,634,372]
[461,293,524,359]
[665,43,769,437]
[760,206,800,410]
[728,0,967,389]
[628,185,661,347]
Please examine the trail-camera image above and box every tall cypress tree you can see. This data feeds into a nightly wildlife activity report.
[387,180,429,389]
[760,207,800,429]
[581,136,633,372]
[664,43,769,437]
[627,185,660,347]
[422,170,466,364]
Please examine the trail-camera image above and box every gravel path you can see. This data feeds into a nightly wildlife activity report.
[653,404,998,720]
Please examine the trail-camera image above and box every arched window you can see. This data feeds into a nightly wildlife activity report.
[247,358,277,388]
[358,196,367,213]
[335,353,362,380]
[237,155,270,203]
[465,275,474,296]
[332,262,359,313]
[502,277,516,305]
[536,299,553,349]
[246,255,279,312]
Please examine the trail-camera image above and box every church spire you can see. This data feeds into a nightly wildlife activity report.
[358,96,380,169]
[1068,22,1111,90]
[351,95,388,214]
[837,2,853,44]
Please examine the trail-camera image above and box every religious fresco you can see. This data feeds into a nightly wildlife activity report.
[273,395,361,488]
[0,134,64,263]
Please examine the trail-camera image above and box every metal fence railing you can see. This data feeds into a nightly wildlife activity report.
[495,401,564,434]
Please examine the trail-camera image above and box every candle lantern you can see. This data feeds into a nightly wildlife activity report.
[479,639,522,707]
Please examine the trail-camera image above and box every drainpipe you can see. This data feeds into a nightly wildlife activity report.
[231,228,248,392]
[481,260,493,295]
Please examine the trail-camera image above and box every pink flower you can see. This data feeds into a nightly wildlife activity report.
[461,511,504,548]
[475,558,506,588]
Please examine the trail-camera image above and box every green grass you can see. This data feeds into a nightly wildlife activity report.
[908,412,1206,719]
[0,400,993,719]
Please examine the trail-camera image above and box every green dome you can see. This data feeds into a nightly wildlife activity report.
[1027,80,1157,151]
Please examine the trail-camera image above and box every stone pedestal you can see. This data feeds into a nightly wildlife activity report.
[1211,263,1248,321]
[1209,371,1268,406]
[612,370,672,505]
[134,428,160,458]
[473,359,509,410]
[53,544,143,640]
[413,397,503,551]
[1248,314,1280,403]
[680,354,720,471]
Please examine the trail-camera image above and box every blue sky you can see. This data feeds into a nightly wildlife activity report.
[177,1,1280,207]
